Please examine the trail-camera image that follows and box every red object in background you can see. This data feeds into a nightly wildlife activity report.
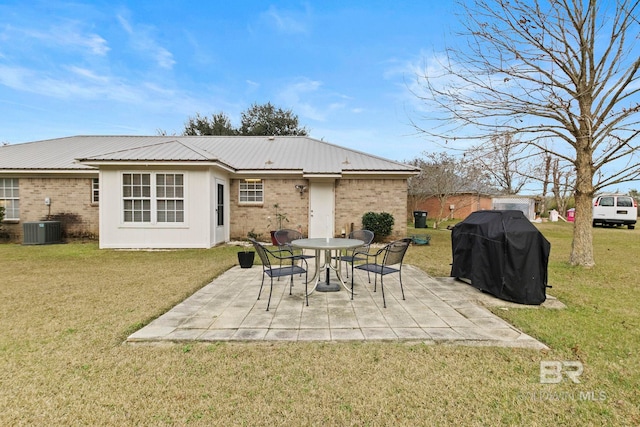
[567,208,575,222]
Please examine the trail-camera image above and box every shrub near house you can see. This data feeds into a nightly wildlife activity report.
[362,212,394,242]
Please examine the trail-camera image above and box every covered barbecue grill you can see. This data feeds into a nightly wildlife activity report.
[450,210,551,305]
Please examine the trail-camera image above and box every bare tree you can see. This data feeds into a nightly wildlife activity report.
[467,132,532,194]
[540,154,552,215]
[408,152,490,226]
[550,157,576,216]
[407,157,434,212]
[413,0,640,266]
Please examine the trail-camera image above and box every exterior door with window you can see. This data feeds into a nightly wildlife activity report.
[214,179,227,245]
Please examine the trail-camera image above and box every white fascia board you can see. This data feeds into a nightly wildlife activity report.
[302,173,343,179]
[335,172,419,180]
[79,160,230,170]
[0,169,97,175]
[234,170,303,179]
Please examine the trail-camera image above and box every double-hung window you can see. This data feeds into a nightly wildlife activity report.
[239,179,263,203]
[122,172,185,224]
[156,173,184,222]
[0,178,19,220]
[92,178,99,204]
[123,173,151,222]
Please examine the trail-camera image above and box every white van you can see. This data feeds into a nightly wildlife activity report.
[592,194,637,229]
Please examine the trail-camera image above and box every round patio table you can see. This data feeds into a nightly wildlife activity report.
[291,238,364,293]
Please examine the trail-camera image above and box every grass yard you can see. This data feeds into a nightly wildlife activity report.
[1,222,639,425]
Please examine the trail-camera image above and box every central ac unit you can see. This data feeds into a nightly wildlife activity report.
[23,221,62,245]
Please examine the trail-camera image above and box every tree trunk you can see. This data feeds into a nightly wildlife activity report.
[569,152,595,267]
[541,155,551,215]
[437,197,447,226]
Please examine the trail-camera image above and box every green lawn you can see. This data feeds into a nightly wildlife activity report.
[1,223,638,425]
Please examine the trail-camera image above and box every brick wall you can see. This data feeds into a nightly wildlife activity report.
[336,178,408,241]
[2,176,409,243]
[3,177,99,242]
[229,178,409,242]
[4,178,407,241]
[230,178,309,241]
[408,193,493,222]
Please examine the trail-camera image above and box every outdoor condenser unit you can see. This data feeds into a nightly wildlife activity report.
[23,221,62,245]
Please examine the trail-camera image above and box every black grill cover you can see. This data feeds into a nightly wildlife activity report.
[450,210,551,305]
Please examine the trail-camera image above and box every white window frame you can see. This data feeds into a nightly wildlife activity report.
[122,172,151,223]
[156,173,185,223]
[121,172,186,225]
[0,178,19,220]
[92,178,99,204]
[239,179,264,204]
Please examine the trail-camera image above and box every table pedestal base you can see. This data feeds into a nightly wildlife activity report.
[315,283,342,292]
[315,267,341,292]
[291,240,364,296]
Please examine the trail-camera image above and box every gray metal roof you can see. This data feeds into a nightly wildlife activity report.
[0,135,420,176]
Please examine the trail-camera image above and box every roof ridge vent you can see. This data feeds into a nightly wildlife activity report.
[267,136,275,141]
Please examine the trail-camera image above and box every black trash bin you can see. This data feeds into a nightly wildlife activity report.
[413,211,428,228]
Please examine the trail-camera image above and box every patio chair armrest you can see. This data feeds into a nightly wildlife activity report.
[346,248,367,261]
[353,246,372,256]
[273,249,292,258]
[298,256,309,269]
[265,246,296,261]
[359,247,384,263]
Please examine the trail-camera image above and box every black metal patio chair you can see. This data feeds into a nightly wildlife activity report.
[332,229,375,278]
[249,238,308,311]
[273,229,315,273]
[351,238,412,308]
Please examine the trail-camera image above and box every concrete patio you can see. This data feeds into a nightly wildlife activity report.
[127,263,561,349]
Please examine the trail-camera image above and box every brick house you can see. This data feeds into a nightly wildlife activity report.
[0,135,419,248]
[408,192,494,222]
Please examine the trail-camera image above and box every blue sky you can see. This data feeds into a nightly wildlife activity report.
[0,1,459,162]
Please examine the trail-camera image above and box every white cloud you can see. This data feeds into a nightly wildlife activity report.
[2,23,109,56]
[0,63,144,103]
[116,14,133,33]
[78,33,110,56]
[260,5,310,35]
[277,77,327,121]
[0,64,30,91]
[153,47,175,70]
[273,77,371,125]
[381,50,468,117]
[183,30,215,65]
[67,66,109,83]
[116,14,176,69]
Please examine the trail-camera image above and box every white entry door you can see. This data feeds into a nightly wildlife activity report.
[308,181,335,238]
[213,178,227,245]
